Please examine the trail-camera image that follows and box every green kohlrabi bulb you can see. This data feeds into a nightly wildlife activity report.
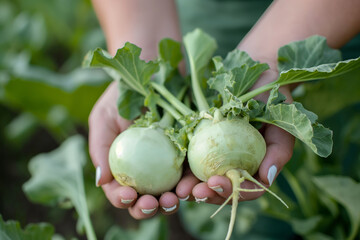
[109,127,183,195]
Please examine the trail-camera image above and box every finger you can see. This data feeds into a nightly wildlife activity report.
[128,195,159,219]
[176,169,200,201]
[258,125,295,186]
[192,182,225,205]
[207,175,232,199]
[102,180,138,208]
[208,175,265,203]
[159,192,179,215]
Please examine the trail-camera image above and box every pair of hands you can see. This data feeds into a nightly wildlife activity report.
[88,69,295,220]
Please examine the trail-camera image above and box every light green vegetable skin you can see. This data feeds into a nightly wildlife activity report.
[109,127,183,195]
[188,117,265,181]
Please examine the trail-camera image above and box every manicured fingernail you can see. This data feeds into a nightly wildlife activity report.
[179,195,189,201]
[195,197,208,203]
[95,166,101,187]
[162,205,177,212]
[210,185,223,193]
[141,207,157,215]
[267,165,277,186]
[121,199,134,204]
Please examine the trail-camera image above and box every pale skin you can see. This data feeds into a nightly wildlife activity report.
[89,0,360,219]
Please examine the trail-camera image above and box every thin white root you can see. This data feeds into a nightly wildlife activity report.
[209,169,288,240]
[236,187,265,192]
[210,194,233,218]
[239,169,289,208]
[224,169,242,240]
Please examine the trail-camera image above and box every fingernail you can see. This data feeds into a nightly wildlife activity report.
[141,207,157,214]
[209,185,223,193]
[162,205,177,212]
[179,195,189,201]
[195,197,208,203]
[267,165,277,186]
[121,199,134,204]
[95,166,101,187]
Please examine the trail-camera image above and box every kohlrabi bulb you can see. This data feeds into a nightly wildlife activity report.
[109,127,183,195]
[188,118,266,182]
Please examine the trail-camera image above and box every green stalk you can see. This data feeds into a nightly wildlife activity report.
[188,59,210,111]
[238,82,276,103]
[151,82,194,116]
[156,98,183,122]
[159,112,174,128]
[74,175,97,240]
[158,85,190,128]
[78,198,97,240]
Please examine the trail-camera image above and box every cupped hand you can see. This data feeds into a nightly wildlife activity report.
[176,69,295,205]
[88,81,180,219]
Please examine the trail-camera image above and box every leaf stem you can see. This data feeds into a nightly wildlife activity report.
[238,82,276,103]
[151,82,193,116]
[189,59,210,111]
[158,85,189,128]
[156,98,183,123]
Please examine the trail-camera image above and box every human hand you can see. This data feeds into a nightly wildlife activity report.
[175,69,295,204]
[88,81,180,219]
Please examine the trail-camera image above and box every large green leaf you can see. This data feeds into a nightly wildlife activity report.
[22,135,96,240]
[84,43,159,96]
[275,57,360,86]
[0,215,54,240]
[254,90,333,158]
[277,35,342,71]
[313,176,360,240]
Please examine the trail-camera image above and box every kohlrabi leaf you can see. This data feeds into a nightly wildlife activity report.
[158,38,182,69]
[184,28,217,111]
[278,35,342,72]
[85,42,186,122]
[22,135,96,240]
[209,50,268,104]
[254,101,333,157]
[117,81,145,120]
[153,38,187,99]
[153,39,182,86]
[84,43,159,96]
[267,85,286,106]
[313,176,360,240]
[0,215,54,240]
[213,50,269,97]
[238,36,360,103]
[275,57,360,86]
[208,71,233,104]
